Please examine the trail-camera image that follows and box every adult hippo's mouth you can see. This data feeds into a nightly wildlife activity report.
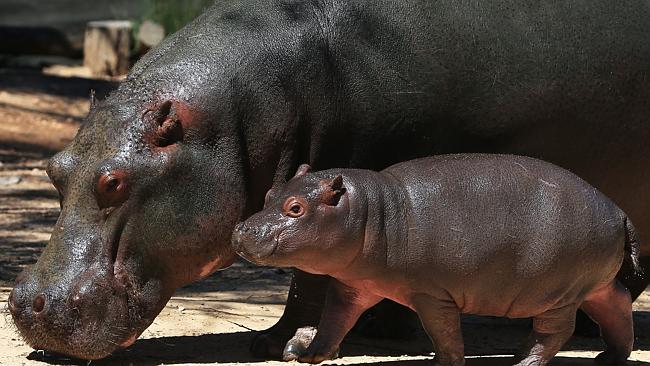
[8,204,169,360]
[9,267,135,360]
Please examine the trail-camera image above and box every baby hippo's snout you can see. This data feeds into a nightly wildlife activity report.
[231,221,279,262]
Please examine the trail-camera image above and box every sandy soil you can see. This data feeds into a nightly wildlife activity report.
[0,69,648,366]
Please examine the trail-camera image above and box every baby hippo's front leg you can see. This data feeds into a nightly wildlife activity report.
[283,280,383,363]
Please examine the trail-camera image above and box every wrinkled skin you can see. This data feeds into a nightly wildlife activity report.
[234,155,641,365]
[8,0,650,360]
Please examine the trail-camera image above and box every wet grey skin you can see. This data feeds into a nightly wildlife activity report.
[233,155,641,365]
[8,0,650,360]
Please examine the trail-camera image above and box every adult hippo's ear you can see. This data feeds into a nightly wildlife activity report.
[321,175,346,206]
[293,164,311,178]
[144,100,184,147]
[89,89,97,110]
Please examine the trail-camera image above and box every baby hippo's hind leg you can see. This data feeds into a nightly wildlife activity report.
[580,280,633,365]
[514,304,578,366]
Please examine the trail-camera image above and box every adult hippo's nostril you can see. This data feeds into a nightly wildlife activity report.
[32,294,46,314]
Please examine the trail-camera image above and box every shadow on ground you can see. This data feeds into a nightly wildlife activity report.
[344,357,650,366]
[23,311,650,366]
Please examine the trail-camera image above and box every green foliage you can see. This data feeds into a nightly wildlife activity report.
[143,0,214,35]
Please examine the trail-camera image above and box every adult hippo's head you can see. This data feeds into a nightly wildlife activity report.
[7,91,247,359]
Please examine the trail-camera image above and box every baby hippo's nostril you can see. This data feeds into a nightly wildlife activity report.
[32,294,46,314]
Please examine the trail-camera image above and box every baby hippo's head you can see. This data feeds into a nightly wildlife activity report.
[232,164,360,274]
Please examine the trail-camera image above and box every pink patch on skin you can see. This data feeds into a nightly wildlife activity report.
[199,258,222,278]
[198,255,236,279]
[142,99,202,129]
[120,333,139,348]
[191,215,239,280]
[172,100,200,126]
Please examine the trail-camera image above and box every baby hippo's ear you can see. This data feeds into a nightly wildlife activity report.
[264,188,274,208]
[294,164,312,178]
[321,175,346,206]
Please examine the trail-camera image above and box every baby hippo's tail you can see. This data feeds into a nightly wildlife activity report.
[624,218,642,274]
[617,217,646,301]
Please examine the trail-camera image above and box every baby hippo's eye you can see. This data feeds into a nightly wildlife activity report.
[283,197,306,218]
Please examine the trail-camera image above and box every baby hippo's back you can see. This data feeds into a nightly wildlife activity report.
[382,154,626,317]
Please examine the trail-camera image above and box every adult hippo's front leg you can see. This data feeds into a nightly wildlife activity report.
[250,271,330,357]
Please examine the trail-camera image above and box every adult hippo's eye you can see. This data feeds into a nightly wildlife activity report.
[96,170,130,210]
[283,197,306,218]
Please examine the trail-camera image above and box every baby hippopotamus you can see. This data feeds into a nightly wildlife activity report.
[232,154,641,366]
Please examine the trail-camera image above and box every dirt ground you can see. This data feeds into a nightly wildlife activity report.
[0,68,648,366]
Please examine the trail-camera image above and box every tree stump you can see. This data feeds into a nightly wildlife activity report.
[83,20,132,77]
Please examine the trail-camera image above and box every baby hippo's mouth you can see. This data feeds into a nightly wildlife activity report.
[231,223,280,263]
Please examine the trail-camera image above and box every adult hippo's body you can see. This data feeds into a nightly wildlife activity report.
[8,0,650,360]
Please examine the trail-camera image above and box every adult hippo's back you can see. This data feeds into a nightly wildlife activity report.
[8,0,649,360]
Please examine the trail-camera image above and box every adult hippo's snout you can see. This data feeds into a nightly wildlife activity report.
[8,199,152,360]
[9,263,135,359]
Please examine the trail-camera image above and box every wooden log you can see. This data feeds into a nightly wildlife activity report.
[83,20,132,77]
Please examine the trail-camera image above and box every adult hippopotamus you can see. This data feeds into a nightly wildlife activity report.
[233,155,641,365]
[8,0,650,360]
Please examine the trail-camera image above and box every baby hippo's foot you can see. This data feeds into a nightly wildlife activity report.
[594,350,629,365]
[283,326,318,361]
[283,326,340,363]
